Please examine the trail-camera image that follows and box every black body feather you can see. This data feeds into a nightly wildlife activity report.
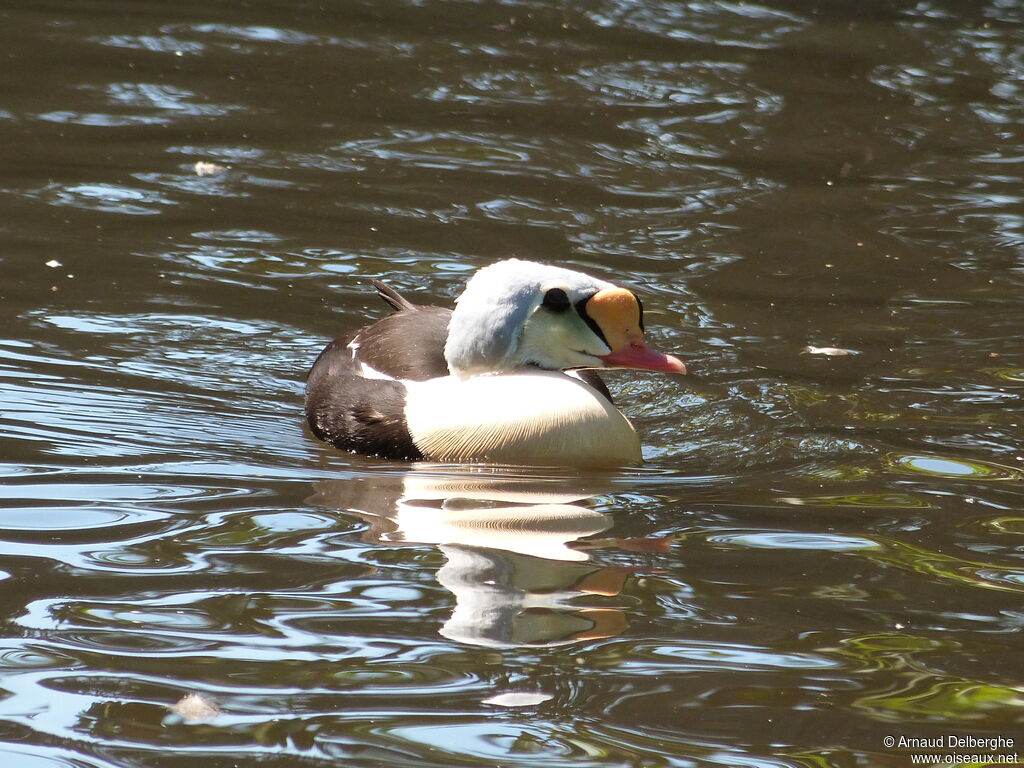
[305,330,422,459]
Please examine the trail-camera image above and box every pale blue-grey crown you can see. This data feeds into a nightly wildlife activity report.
[443,259,614,377]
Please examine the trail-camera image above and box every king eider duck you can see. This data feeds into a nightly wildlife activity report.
[305,259,686,467]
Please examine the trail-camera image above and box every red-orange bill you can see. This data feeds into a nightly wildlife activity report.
[598,343,686,374]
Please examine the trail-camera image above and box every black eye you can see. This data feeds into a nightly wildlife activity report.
[542,287,571,312]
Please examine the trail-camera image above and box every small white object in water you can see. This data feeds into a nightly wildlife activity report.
[483,691,553,708]
[803,346,854,356]
[194,161,226,176]
[45,259,62,268]
[169,692,221,722]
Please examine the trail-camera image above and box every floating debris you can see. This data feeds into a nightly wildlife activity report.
[803,346,854,356]
[194,161,226,176]
[483,691,553,708]
[169,692,221,722]
[45,259,62,268]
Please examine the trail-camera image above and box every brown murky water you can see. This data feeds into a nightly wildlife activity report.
[1,1,1022,766]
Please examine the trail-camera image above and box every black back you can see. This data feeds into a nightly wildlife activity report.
[353,306,453,382]
[305,330,423,460]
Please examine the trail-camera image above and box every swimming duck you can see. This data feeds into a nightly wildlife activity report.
[305,259,686,466]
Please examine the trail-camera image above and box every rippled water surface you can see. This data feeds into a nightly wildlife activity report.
[2,1,1023,766]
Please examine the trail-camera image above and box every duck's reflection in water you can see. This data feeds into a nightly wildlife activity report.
[310,467,634,648]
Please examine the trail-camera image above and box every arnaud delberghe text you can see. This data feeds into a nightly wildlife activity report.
[898,736,1015,750]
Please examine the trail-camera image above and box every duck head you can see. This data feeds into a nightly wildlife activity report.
[444,259,687,378]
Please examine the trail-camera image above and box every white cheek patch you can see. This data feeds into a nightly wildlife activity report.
[517,311,608,371]
[403,371,641,466]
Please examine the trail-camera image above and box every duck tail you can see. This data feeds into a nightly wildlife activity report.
[371,280,419,314]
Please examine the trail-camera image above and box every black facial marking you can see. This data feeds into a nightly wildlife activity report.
[542,287,571,312]
[633,291,645,333]
[574,294,609,347]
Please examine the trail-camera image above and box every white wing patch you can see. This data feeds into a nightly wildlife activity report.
[358,362,397,381]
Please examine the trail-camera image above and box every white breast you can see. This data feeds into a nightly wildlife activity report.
[403,371,642,467]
